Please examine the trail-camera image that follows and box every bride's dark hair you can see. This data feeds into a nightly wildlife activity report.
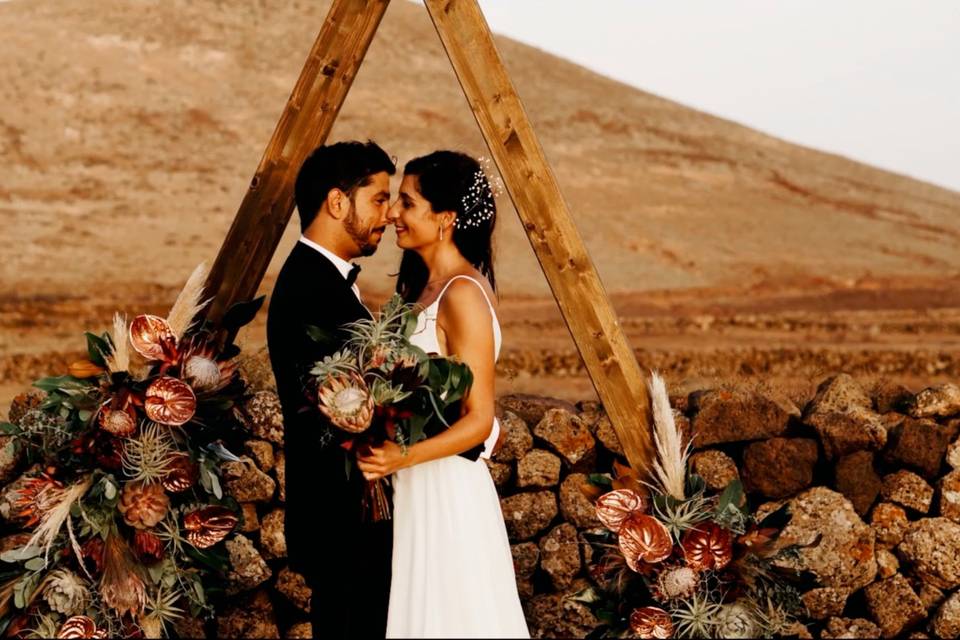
[396,150,497,302]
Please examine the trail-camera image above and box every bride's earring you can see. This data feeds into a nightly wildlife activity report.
[439,225,444,241]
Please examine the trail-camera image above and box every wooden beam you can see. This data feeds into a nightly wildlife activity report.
[203,0,391,327]
[423,0,655,472]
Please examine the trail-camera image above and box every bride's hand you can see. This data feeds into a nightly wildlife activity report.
[356,440,408,480]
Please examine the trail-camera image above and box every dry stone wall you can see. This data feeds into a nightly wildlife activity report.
[4,370,960,638]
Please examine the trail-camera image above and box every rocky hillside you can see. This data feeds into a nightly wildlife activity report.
[1,0,958,300]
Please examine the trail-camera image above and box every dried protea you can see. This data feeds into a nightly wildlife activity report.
[681,522,733,571]
[183,505,238,549]
[162,452,199,493]
[618,512,673,571]
[133,530,165,564]
[629,606,674,639]
[14,473,65,528]
[97,387,139,437]
[42,569,90,616]
[118,481,170,530]
[129,315,179,363]
[181,339,238,393]
[56,615,98,639]
[651,563,701,603]
[99,406,137,437]
[316,373,374,433]
[100,533,146,618]
[596,489,646,533]
[144,377,196,426]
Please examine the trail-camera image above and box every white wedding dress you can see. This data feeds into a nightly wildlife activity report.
[387,275,529,638]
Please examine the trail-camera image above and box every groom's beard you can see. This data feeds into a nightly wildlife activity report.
[344,209,383,257]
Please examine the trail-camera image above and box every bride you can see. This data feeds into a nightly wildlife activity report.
[357,150,529,638]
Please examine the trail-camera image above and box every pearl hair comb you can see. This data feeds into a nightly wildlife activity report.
[457,156,504,229]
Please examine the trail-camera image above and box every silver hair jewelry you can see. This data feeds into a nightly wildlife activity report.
[456,156,504,229]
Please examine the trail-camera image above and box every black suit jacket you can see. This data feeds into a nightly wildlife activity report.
[266,241,391,638]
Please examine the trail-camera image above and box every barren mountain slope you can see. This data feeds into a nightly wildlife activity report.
[1,0,958,301]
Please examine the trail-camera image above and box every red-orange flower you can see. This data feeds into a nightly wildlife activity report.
[618,512,673,571]
[144,376,196,425]
[68,360,105,379]
[682,521,733,571]
[56,615,97,639]
[14,473,64,527]
[98,405,137,437]
[184,505,238,549]
[182,338,238,393]
[162,452,199,493]
[595,488,646,532]
[133,530,165,564]
[129,314,178,363]
[81,537,105,577]
[629,606,674,639]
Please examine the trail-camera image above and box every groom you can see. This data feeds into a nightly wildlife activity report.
[266,141,396,638]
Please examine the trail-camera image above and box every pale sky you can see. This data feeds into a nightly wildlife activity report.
[467,0,959,193]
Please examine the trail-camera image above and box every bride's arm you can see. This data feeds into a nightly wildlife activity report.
[357,281,496,479]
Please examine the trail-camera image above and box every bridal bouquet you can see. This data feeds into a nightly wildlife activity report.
[574,375,812,639]
[0,264,262,638]
[306,294,473,521]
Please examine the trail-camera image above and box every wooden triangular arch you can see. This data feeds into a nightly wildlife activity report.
[202,0,655,472]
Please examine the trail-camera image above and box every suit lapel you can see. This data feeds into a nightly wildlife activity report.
[292,242,373,321]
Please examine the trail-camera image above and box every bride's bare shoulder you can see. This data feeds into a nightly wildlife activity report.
[438,273,497,320]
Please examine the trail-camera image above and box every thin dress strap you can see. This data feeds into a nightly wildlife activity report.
[433,275,501,358]
[435,275,497,319]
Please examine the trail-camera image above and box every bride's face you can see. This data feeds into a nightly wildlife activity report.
[388,174,444,250]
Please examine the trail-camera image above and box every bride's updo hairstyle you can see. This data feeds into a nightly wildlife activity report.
[396,150,497,303]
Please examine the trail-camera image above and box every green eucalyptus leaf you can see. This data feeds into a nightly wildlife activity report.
[0,422,18,435]
[193,579,206,604]
[210,473,223,500]
[146,563,164,584]
[162,572,177,589]
[85,332,111,367]
[1,546,41,563]
[33,375,91,392]
[587,473,613,487]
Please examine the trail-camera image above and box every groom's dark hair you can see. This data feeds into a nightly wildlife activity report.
[294,140,396,232]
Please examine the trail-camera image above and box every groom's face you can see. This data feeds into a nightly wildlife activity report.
[343,171,392,257]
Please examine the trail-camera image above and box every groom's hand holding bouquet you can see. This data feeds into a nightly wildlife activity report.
[305,295,472,521]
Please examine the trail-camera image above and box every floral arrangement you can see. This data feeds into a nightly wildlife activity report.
[575,374,810,639]
[307,294,473,520]
[0,264,263,638]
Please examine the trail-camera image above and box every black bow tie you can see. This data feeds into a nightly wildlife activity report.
[346,263,361,287]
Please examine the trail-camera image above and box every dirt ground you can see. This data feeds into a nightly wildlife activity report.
[3,273,958,417]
